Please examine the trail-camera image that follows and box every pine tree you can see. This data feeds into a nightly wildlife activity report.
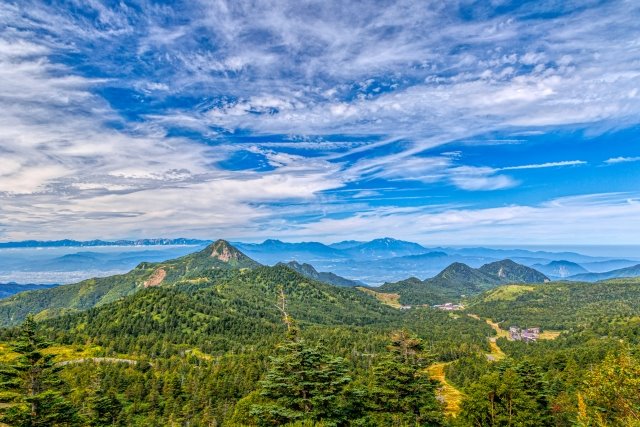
[250,290,352,425]
[369,330,443,426]
[0,315,78,426]
[87,389,122,426]
[460,368,543,427]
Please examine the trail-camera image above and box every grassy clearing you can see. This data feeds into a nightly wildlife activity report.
[427,362,463,417]
[539,330,562,340]
[41,345,105,362]
[0,343,110,364]
[356,287,401,308]
[487,338,506,361]
[483,285,535,302]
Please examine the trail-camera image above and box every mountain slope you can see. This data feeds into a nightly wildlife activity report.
[469,277,640,330]
[44,264,397,354]
[378,259,548,305]
[532,260,588,278]
[279,261,364,287]
[478,259,549,283]
[0,240,259,327]
[568,263,640,282]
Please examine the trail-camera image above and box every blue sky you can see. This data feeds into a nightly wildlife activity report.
[0,0,639,244]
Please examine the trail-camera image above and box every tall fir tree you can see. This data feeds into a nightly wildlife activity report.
[250,289,352,425]
[0,315,78,426]
[369,330,444,426]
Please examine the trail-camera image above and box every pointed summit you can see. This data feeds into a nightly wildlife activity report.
[202,240,260,268]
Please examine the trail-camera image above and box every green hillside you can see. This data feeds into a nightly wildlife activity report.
[41,264,398,356]
[468,277,640,330]
[379,259,548,305]
[0,240,260,327]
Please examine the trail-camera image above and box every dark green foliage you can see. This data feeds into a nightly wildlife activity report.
[460,368,547,427]
[0,315,77,426]
[250,328,352,425]
[366,330,443,426]
[469,278,640,329]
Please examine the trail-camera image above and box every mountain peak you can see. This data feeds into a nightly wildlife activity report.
[439,262,475,274]
[206,240,246,262]
[479,259,549,283]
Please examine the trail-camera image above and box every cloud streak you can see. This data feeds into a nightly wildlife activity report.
[605,156,640,164]
[0,1,638,242]
[500,160,587,171]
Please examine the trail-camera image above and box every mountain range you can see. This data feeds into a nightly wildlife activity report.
[2,237,639,287]
[378,259,549,305]
[0,282,58,299]
[566,263,640,282]
[0,240,550,327]
[531,260,588,278]
[0,238,210,248]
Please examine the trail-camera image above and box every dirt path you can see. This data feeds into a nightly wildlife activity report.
[427,362,463,417]
[468,314,507,361]
[56,357,141,367]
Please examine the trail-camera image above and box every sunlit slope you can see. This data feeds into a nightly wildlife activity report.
[0,240,259,326]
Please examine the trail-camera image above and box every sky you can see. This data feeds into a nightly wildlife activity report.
[0,0,639,245]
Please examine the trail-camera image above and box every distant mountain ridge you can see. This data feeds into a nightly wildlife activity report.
[379,259,548,305]
[0,238,209,248]
[279,261,364,287]
[0,283,58,299]
[567,263,640,282]
[4,237,638,286]
[341,237,428,259]
[533,260,588,278]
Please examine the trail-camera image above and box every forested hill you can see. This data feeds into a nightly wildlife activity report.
[41,264,398,354]
[379,259,548,305]
[468,277,640,329]
[0,240,260,327]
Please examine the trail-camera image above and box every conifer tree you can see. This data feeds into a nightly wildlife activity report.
[0,315,77,426]
[250,289,352,425]
[369,330,443,426]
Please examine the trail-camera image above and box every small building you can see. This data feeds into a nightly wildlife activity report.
[509,326,540,342]
[399,305,412,310]
[433,302,464,311]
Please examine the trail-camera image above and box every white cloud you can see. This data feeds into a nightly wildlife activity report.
[448,166,517,191]
[500,160,587,170]
[273,193,640,245]
[0,0,639,242]
[604,156,640,164]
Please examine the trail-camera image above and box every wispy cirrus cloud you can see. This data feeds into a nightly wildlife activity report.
[0,0,639,242]
[500,160,587,171]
